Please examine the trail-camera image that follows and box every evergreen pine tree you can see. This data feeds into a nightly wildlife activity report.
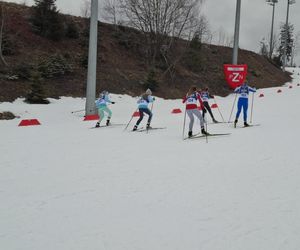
[278,23,294,65]
[31,0,64,41]
[25,71,50,104]
[190,32,202,50]
[66,21,79,39]
[145,70,158,91]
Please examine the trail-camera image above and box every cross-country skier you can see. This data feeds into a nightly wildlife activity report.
[95,90,115,127]
[199,87,218,123]
[234,81,256,127]
[133,89,155,131]
[183,86,209,138]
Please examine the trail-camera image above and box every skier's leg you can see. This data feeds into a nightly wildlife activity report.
[202,107,207,118]
[103,106,112,125]
[194,109,208,134]
[234,98,243,127]
[143,108,153,126]
[186,110,194,132]
[243,99,249,126]
[204,101,215,120]
[96,108,105,127]
[133,109,144,130]
[193,109,205,128]
[235,98,242,120]
[136,109,145,126]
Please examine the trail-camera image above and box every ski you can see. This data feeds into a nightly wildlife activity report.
[183,132,201,140]
[184,132,231,140]
[234,124,261,128]
[91,123,125,129]
[244,124,260,128]
[207,121,230,125]
[232,124,260,128]
[136,127,167,132]
[131,127,145,132]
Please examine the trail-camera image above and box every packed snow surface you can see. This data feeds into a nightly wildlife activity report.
[1,68,300,250]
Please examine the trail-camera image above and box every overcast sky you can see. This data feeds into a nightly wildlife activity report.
[5,0,300,65]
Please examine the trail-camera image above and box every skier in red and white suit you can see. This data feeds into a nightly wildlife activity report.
[183,86,209,138]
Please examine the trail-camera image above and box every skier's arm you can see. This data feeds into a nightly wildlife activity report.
[182,95,187,103]
[95,99,101,107]
[197,94,204,109]
[105,95,113,104]
[249,87,257,93]
[234,86,241,93]
[148,96,154,103]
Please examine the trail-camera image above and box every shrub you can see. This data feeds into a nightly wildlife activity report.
[1,34,15,56]
[184,48,204,72]
[66,21,79,39]
[15,63,34,80]
[0,111,16,120]
[144,70,159,91]
[38,54,73,78]
[25,71,50,104]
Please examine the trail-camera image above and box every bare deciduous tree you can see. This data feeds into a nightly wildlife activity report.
[119,0,205,66]
[190,15,211,44]
[259,37,268,57]
[81,0,91,18]
[216,27,233,47]
[0,4,8,67]
[103,0,119,25]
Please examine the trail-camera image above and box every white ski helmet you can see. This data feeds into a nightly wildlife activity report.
[100,90,108,97]
[145,88,152,95]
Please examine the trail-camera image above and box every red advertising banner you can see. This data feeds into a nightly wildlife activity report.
[223,64,248,89]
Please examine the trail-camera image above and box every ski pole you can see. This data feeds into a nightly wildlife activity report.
[71,109,85,114]
[124,108,138,131]
[205,119,208,144]
[250,92,255,123]
[214,97,225,122]
[182,107,187,140]
[228,93,237,123]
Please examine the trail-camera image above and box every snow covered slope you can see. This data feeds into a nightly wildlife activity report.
[1,68,300,250]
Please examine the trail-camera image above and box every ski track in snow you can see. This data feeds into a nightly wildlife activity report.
[1,68,300,250]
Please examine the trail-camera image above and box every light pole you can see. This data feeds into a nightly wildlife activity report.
[85,0,99,115]
[282,0,295,72]
[232,0,241,64]
[266,0,278,59]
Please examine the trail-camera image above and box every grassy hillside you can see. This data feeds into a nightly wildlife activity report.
[0,1,291,102]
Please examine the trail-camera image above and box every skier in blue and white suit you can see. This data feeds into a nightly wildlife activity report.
[234,81,256,127]
[95,90,115,127]
[133,89,154,131]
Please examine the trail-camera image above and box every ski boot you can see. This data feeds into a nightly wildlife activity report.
[95,122,100,128]
[201,128,209,135]
[188,131,193,138]
[106,118,111,126]
[146,123,152,130]
[234,119,238,128]
[244,121,250,127]
[132,125,138,131]
[213,119,218,123]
